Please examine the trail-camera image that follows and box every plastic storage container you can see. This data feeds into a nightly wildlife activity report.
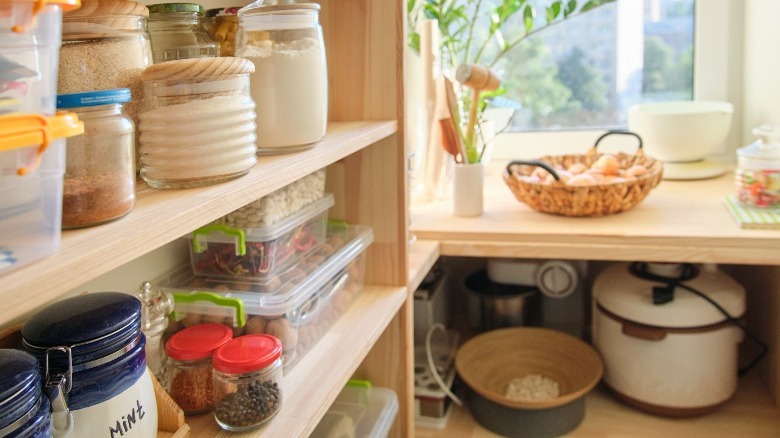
[189,193,334,281]
[147,3,219,63]
[0,0,80,116]
[21,292,158,437]
[312,381,399,438]
[736,125,780,208]
[138,56,257,188]
[215,168,326,228]
[236,0,327,154]
[164,322,233,414]
[203,6,241,56]
[0,349,52,437]
[161,224,373,370]
[56,88,136,228]
[212,334,283,431]
[0,112,83,275]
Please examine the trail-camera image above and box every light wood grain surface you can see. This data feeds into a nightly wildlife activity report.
[411,162,780,265]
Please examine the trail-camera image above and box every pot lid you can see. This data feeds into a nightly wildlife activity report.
[141,56,255,82]
[21,292,142,366]
[165,323,233,361]
[465,270,537,297]
[593,262,745,328]
[213,334,282,374]
[0,349,41,429]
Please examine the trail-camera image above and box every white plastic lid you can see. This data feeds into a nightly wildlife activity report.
[592,262,745,328]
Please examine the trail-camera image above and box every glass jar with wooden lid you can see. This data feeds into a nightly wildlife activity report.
[138,56,257,189]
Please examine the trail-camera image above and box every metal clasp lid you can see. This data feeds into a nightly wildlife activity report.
[44,346,74,436]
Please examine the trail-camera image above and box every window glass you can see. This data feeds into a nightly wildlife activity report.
[496,0,695,131]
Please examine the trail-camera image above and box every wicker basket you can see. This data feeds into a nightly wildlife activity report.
[503,131,663,217]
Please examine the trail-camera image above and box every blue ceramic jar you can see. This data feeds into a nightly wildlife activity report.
[21,292,158,437]
[0,349,51,438]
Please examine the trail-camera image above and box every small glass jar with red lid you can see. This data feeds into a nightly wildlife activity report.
[212,334,283,431]
[165,323,233,414]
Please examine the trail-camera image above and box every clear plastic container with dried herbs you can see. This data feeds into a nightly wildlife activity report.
[138,56,257,189]
[212,334,283,431]
[147,2,219,63]
[56,88,136,228]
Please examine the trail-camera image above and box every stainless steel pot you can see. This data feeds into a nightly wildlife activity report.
[465,270,539,331]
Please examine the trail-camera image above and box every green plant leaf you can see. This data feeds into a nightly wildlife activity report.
[564,0,577,17]
[523,4,536,33]
[546,1,562,23]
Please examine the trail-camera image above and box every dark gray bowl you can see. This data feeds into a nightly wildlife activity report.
[467,387,586,438]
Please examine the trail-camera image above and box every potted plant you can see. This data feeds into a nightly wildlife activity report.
[408,0,616,163]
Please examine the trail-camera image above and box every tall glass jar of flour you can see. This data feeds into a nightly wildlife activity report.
[236,1,327,154]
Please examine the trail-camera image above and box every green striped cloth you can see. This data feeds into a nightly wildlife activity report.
[722,195,780,229]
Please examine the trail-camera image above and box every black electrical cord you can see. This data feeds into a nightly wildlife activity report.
[629,262,768,376]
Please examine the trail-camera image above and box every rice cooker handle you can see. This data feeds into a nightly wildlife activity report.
[621,320,667,341]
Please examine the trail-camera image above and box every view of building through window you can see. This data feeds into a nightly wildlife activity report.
[491,0,695,131]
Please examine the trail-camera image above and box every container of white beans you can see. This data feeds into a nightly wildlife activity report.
[138,56,257,189]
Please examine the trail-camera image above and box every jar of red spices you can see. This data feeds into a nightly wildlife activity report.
[164,323,233,414]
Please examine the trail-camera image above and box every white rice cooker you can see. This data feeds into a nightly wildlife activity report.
[592,262,745,417]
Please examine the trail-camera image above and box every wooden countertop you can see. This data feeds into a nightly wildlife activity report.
[410,162,780,265]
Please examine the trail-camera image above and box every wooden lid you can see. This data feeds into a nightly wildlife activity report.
[65,0,149,18]
[141,57,255,82]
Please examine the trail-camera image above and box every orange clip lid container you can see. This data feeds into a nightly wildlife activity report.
[0,112,83,275]
[0,0,81,115]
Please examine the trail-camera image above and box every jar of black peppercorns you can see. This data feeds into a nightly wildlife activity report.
[212,334,283,431]
[165,323,233,414]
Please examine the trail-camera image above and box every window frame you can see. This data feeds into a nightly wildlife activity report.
[490,0,743,163]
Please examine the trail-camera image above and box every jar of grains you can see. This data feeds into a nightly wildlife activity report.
[203,6,241,56]
[56,88,136,228]
[212,334,283,431]
[147,3,219,64]
[736,125,780,208]
[236,0,328,154]
[165,323,233,414]
[138,56,257,189]
[59,0,152,171]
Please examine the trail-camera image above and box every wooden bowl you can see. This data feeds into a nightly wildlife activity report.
[455,327,603,410]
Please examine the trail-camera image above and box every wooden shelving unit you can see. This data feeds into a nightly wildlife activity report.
[2,1,414,437]
[410,162,780,436]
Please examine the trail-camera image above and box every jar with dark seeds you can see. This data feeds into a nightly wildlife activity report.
[212,334,284,431]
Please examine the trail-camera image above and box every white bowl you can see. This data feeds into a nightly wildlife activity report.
[628,101,733,163]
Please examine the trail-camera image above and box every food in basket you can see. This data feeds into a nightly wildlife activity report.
[503,131,663,217]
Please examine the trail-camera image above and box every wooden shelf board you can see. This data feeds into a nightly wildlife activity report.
[408,239,440,292]
[411,162,780,265]
[0,120,396,324]
[415,373,780,437]
[186,284,407,437]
